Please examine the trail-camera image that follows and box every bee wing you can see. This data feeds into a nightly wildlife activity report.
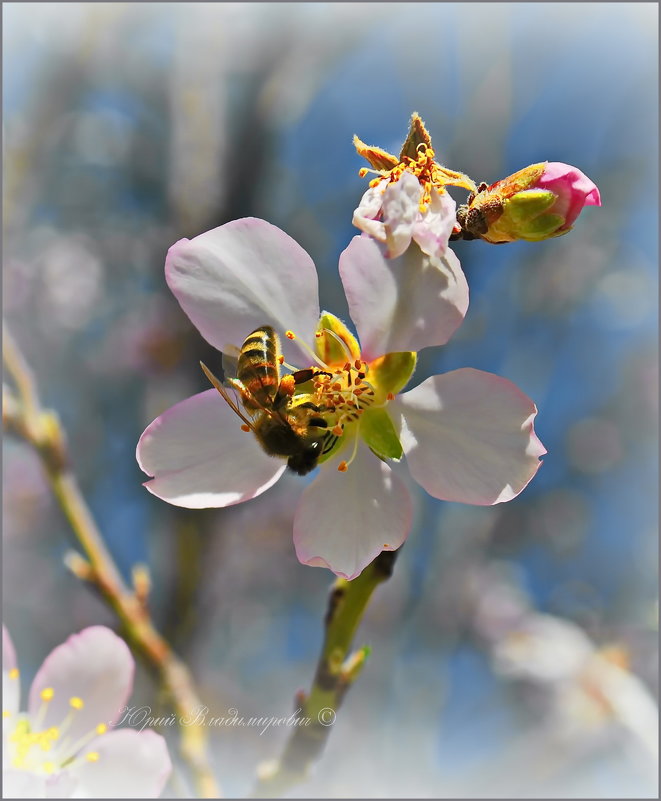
[199,361,257,430]
[221,345,241,382]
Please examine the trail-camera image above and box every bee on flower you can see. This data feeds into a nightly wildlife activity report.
[137,218,545,579]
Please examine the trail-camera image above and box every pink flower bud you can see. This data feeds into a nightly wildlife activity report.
[457,162,601,244]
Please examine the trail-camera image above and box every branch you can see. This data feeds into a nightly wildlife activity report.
[3,325,221,799]
[251,550,398,797]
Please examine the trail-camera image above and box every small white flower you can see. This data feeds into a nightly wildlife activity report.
[2,626,171,799]
[352,113,476,259]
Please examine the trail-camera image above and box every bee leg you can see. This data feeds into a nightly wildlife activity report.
[291,368,332,384]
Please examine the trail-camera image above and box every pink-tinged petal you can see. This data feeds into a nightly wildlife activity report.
[538,162,602,229]
[293,442,412,579]
[28,627,134,747]
[352,180,388,243]
[68,729,171,798]
[412,187,457,259]
[381,171,422,258]
[137,389,285,509]
[3,625,17,672]
[339,235,468,361]
[165,218,320,364]
[3,625,20,717]
[2,771,49,799]
[391,369,546,505]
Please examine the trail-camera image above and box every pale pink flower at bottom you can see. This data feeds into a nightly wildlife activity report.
[2,626,171,799]
[137,218,546,580]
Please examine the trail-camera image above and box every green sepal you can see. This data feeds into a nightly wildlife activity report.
[368,351,416,396]
[505,189,556,222]
[315,311,361,366]
[316,433,346,466]
[359,407,403,461]
[519,213,566,241]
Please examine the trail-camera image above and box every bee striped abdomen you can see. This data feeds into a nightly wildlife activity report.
[237,326,281,409]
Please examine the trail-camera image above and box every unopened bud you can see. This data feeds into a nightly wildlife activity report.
[457,161,601,244]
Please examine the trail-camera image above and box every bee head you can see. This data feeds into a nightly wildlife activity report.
[287,441,322,476]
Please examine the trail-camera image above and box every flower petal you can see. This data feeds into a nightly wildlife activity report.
[391,369,546,505]
[381,171,422,258]
[46,771,78,798]
[137,389,285,509]
[412,187,459,259]
[2,770,49,799]
[339,235,468,360]
[3,625,20,717]
[165,218,320,364]
[352,180,388,243]
[3,625,17,672]
[293,442,412,579]
[68,729,171,799]
[28,627,134,748]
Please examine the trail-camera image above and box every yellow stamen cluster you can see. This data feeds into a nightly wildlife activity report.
[308,359,375,436]
[366,144,475,213]
[7,689,107,775]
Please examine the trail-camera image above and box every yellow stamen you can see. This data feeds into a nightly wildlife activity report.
[69,697,84,710]
[9,668,19,680]
[285,330,296,340]
[86,751,100,762]
[40,688,54,702]
[96,723,107,735]
[42,761,56,774]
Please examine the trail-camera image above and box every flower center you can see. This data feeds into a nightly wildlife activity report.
[286,329,384,471]
[361,144,477,213]
[5,687,107,775]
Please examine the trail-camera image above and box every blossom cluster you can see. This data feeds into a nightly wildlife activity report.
[137,113,600,579]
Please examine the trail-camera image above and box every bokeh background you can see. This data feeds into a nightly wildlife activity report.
[3,3,658,798]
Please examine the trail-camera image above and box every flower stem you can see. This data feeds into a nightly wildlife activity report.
[251,549,398,797]
[3,325,221,799]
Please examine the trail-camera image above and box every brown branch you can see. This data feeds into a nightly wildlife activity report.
[3,325,220,798]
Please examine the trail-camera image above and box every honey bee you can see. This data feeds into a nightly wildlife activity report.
[201,326,335,475]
